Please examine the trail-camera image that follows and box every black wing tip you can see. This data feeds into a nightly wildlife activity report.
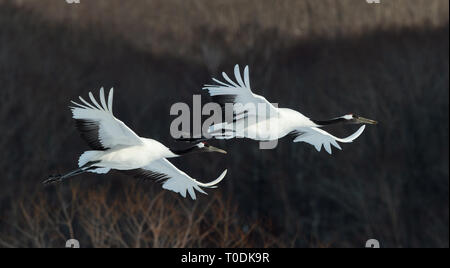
[211,95,237,106]
[74,119,108,150]
[121,169,171,184]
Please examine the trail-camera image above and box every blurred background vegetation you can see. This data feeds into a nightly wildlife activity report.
[0,0,448,247]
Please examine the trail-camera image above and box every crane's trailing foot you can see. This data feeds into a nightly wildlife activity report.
[43,174,63,185]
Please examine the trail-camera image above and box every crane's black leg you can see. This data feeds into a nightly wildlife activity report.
[43,168,86,185]
[43,161,100,185]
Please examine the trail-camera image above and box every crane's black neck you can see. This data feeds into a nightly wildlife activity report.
[170,145,200,156]
[312,117,348,126]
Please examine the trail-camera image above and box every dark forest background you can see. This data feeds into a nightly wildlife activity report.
[0,0,448,247]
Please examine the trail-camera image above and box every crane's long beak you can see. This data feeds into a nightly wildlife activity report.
[208,145,227,154]
[355,116,378,125]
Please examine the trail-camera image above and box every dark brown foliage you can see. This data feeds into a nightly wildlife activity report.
[0,0,448,247]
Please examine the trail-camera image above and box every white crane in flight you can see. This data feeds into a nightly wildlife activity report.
[44,88,227,200]
[197,65,377,154]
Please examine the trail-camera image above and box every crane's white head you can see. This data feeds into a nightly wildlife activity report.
[196,142,227,154]
[196,142,206,149]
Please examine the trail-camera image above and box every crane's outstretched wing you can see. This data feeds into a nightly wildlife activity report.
[203,64,279,122]
[124,159,227,200]
[291,125,366,154]
[70,88,143,150]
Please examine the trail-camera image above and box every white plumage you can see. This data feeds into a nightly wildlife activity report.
[203,65,376,154]
[45,88,227,200]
